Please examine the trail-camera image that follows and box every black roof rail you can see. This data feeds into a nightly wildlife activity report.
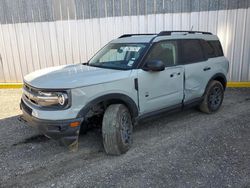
[158,31,213,36]
[119,33,156,38]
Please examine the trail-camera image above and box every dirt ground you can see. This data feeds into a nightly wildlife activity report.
[0,88,250,188]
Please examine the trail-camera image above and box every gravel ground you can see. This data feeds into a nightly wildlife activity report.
[0,88,250,188]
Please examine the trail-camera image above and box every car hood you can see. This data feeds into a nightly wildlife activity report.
[24,64,131,89]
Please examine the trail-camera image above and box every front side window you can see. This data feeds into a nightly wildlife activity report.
[88,43,147,70]
[181,39,206,64]
[145,40,178,67]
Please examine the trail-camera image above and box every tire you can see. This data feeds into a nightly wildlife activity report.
[199,80,224,114]
[102,104,133,155]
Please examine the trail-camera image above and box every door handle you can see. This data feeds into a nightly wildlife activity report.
[170,72,181,77]
[203,67,211,71]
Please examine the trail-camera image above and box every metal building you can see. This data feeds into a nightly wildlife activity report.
[0,0,249,83]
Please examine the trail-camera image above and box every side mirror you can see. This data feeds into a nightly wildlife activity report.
[143,60,165,72]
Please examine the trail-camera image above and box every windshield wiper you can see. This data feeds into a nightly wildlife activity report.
[82,61,89,65]
[87,64,128,70]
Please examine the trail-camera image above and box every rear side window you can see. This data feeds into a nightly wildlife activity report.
[202,40,224,58]
[181,39,206,64]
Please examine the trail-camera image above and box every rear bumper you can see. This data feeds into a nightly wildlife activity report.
[20,100,83,147]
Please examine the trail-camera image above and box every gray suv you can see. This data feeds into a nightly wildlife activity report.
[20,31,229,155]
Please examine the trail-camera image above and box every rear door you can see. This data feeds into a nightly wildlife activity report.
[180,39,213,102]
[137,40,184,114]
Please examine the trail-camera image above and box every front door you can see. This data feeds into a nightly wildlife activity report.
[137,40,184,114]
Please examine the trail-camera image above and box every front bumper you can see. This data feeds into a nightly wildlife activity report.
[20,100,83,149]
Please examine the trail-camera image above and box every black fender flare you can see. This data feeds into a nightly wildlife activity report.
[203,73,227,96]
[208,73,227,88]
[77,93,139,119]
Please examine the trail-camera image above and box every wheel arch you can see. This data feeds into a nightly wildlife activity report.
[206,73,227,92]
[200,73,226,113]
[77,93,139,119]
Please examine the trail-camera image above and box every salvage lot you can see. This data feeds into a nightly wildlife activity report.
[0,88,250,187]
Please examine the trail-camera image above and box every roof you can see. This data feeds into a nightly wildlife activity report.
[153,33,219,42]
[111,31,219,44]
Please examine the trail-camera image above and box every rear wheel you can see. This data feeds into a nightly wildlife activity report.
[199,80,224,113]
[102,104,133,155]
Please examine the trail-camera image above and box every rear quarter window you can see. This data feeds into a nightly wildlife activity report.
[202,40,224,58]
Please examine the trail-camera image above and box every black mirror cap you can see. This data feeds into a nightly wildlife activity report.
[143,60,165,71]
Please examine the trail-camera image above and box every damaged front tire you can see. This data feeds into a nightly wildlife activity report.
[102,104,133,155]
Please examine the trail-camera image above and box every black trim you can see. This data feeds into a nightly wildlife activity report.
[77,93,139,118]
[206,73,227,90]
[120,31,212,39]
[137,103,182,121]
[203,67,211,71]
[20,99,32,115]
[131,43,151,69]
[119,34,157,38]
[158,31,212,36]
[20,101,83,147]
[183,97,203,109]
[24,82,72,92]
[134,78,138,91]
[135,42,154,69]
[137,97,203,122]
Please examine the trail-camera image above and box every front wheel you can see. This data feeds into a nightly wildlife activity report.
[199,80,224,114]
[102,104,133,155]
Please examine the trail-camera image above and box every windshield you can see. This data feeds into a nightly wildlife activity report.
[88,43,147,70]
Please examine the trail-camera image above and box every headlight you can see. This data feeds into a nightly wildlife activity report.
[58,93,66,105]
[23,87,70,109]
[37,91,69,108]
[23,83,71,109]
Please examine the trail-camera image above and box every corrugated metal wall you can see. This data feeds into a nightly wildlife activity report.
[0,0,249,82]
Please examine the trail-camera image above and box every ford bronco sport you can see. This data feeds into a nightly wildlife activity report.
[20,31,229,155]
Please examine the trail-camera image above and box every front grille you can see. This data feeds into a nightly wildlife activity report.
[21,100,32,115]
[24,84,39,94]
[23,84,39,105]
